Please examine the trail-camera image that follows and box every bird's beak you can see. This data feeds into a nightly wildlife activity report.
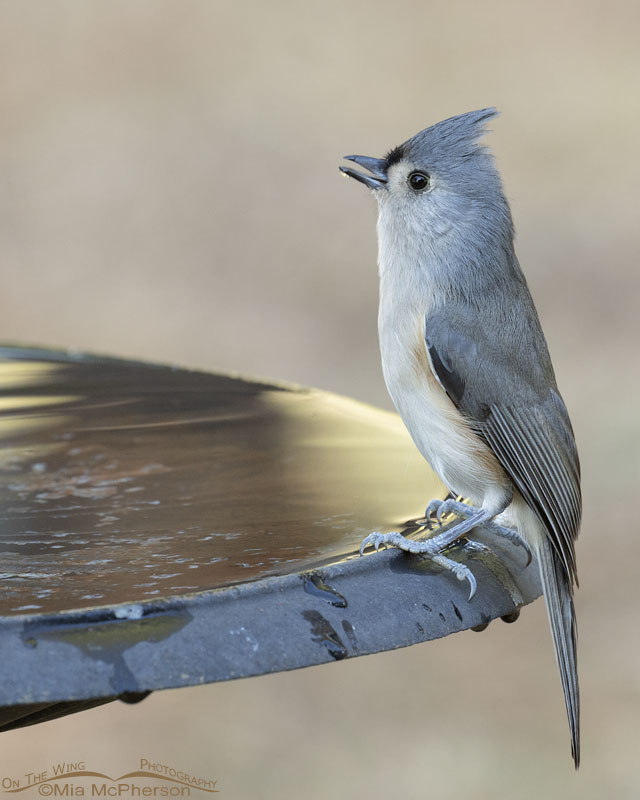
[340,155,387,190]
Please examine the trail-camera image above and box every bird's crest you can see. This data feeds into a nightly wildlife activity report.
[389,108,498,169]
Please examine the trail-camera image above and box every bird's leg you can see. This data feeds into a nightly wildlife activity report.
[359,529,480,599]
[423,498,532,565]
[359,496,531,600]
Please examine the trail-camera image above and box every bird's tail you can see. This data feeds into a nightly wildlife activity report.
[537,536,580,768]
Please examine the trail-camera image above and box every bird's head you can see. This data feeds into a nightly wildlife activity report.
[341,109,512,250]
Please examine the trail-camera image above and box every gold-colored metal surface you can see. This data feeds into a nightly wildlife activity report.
[0,350,445,615]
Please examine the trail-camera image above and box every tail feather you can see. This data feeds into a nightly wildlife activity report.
[537,537,580,768]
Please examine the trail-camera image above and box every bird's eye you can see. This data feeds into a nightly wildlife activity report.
[408,171,430,192]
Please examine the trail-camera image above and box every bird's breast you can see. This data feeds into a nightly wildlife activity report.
[377,278,506,506]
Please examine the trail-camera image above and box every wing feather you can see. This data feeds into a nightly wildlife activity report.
[425,311,581,585]
[482,405,580,583]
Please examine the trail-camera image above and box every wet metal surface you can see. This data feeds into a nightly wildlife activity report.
[0,346,442,616]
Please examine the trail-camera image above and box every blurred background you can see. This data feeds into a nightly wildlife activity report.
[0,1,638,797]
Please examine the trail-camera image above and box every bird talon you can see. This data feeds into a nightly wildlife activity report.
[359,533,377,556]
[452,563,477,600]
[424,499,443,526]
[464,571,477,601]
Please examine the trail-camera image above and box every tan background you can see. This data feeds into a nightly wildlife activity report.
[1,1,638,797]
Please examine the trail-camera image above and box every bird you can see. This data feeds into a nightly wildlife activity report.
[340,108,581,767]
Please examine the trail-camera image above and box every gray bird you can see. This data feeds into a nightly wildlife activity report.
[340,109,581,767]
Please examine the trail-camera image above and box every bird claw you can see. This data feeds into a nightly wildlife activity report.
[425,498,532,565]
[360,496,531,602]
[422,498,451,528]
[432,554,477,600]
[436,499,454,526]
[482,520,533,565]
[359,532,388,556]
[359,529,478,601]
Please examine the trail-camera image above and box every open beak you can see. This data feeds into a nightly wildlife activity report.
[339,155,387,190]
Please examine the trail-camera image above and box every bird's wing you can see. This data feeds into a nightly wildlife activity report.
[424,308,581,584]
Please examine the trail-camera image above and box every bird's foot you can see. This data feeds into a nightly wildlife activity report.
[359,497,531,601]
[359,530,479,599]
[421,498,532,565]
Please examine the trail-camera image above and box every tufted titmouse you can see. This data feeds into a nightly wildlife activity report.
[340,109,581,767]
